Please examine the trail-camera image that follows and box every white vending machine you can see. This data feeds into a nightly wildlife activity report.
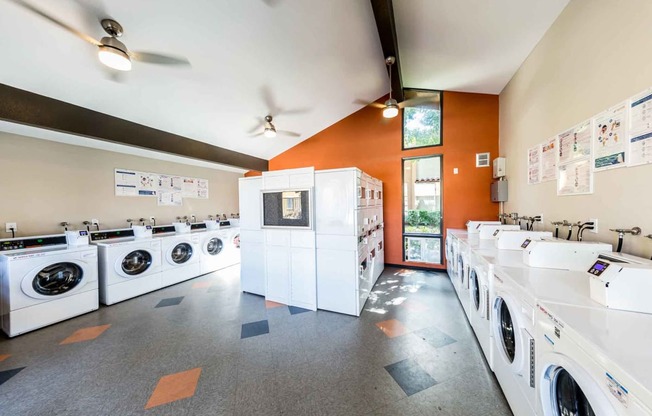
[315,168,384,316]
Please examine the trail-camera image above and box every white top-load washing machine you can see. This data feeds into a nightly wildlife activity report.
[495,230,554,250]
[477,224,522,240]
[536,301,652,415]
[491,265,605,416]
[523,240,612,271]
[190,221,231,275]
[467,221,501,234]
[153,224,201,287]
[0,231,98,337]
[90,226,162,305]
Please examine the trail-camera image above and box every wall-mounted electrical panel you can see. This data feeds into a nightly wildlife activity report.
[491,180,508,202]
[493,157,506,178]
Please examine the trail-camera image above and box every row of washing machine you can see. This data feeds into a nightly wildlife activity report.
[0,220,240,337]
[445,222,652,416]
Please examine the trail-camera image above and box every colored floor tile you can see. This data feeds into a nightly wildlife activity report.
[375,319,410,338]
[60,324,111,345]
[145,367,202,409]
[192,281,212,289]
[0,367,25,386]
[288,305,311,315]
[240,320,269,339]
[0,354,10,362]
[403,299,429,312]
[265,300,284,309]
[385,358,438,396]
[416,326,457,349]
[155,296,184,308]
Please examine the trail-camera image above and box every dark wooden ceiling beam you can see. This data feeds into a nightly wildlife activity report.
[370,0,404,103]
[0,83,268,172]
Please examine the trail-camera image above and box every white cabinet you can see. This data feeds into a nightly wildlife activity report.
[239,177,265,296]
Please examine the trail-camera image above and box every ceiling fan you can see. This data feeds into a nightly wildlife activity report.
[11,0,190,72]
[358,56,440,118]
[249,115,300,139]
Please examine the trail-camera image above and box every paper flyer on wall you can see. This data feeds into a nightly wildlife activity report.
[197,179,209,199]
[115,169,158,196]
[629,88,652,167]
[593,101,628,171]
[159,174,182,192]
[527,145,541,185]
[182,178,199,198]
[558,120,592,165]
[557,158,593,196]
[540,137,557,182]
[158,191,183,206]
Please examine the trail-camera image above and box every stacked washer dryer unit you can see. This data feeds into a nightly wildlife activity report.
[0,231,98,337]
[154,223,201,287]
[535,252,652,416]
[90,226,162,305]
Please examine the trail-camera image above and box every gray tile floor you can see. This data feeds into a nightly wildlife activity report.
[0,265,512,415]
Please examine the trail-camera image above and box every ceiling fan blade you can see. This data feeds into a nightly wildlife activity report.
[130,51,191,66]
[247,118,266,134]
[354,99,385,109]
[398,95,440,109]
[262,0,282,6]
[249,132,265,138]
[103,70,127,83]
[276,107,311,116]
[11,0,101,46]
[277,130,301,138]
[260,85,280,116]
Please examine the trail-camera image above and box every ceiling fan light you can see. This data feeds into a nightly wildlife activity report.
[264,127,277,138]
[98,45,132,71]
[383,104,399,118]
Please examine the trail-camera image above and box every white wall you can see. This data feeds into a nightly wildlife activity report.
[0,132,242,237]
[500,0,652,257]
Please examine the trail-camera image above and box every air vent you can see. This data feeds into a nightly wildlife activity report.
[476,152,490,167]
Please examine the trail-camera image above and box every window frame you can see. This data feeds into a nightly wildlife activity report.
[401,88,444,151]
[401,154,444,265]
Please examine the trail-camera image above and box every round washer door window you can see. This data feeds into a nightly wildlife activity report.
[171,243,193,264]
[498,298,516,363]
[233,233,240,249]
[458,256,464,283]
[470,269,480,310]
[32,262,83,296]
[121,250,152,275]
[554,369,596,416]
[206,238,223,256]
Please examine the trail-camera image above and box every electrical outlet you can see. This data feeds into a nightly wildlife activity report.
[5,222,17,233]
[91,218,99,225]
[589,218,598,233]
[149,216,155,224]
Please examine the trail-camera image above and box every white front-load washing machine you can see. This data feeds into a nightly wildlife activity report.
[536,301,652,415]
[456,236,471,318]
[220,221,241,269]
[191,222,231,275]
[156,227,201,288]
[469,249,496,370]
[491,265,606,416]
[90,227,162,305]
[0,231,98,337]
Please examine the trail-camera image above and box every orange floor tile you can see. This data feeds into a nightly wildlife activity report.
[145,367,202,409]
[375,319,410,338]
[265,300,285,309]
[0,354,10,362]
[59,324,111,345]
[192,281,212,289]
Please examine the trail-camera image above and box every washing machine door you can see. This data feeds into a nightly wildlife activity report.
[170,243,193,264]
[495,297,517,363]
[204,237,224,256]
[118,250,153,276]
[552,369,596,416]
[28,262,84,297]
[457,254,465,284]
[232,233,240,249]
[470,268,480,311]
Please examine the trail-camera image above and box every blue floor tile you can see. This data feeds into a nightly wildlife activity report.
[0,367,25,386]
[385,358,437,396]
[416,326,457,348]
[288,306,311,315]
[241,320,269,339]
[155,296,184,308]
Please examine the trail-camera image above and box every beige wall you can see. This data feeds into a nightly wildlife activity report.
[500,0,652,257]
[0,132,242,237]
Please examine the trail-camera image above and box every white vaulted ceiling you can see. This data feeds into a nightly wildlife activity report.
[0,0,569,166]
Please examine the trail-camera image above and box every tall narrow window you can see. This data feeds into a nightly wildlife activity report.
[403,155,443,264]
[402,89,442,150]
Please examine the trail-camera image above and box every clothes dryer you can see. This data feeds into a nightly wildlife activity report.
[90,227,162,305]
[536,302,652,415]
[0,231,98,337]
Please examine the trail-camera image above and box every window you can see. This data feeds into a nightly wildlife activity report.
[402,89,442,150]
[403,155,443,264]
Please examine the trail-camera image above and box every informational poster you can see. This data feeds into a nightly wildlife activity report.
[593,101,628,171]
[527,145,541,185]
[540,137,558,182]
[557,158,593,196]
[114,169,159,196]
[629,88,652,167]
[558,120,592,165]
[115,168,208,202]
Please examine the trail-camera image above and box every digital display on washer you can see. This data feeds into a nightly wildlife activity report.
[90,229,135,241]
[79,231,88,236]
[521,238,532,249]
[152,226,176,234]
[190,223,207,230]
[588,260,610,276]
[219,220,231,227]
[0,235,67,251]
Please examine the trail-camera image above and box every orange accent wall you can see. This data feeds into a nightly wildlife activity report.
[244,170,262,177]
[269,91,499,270]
